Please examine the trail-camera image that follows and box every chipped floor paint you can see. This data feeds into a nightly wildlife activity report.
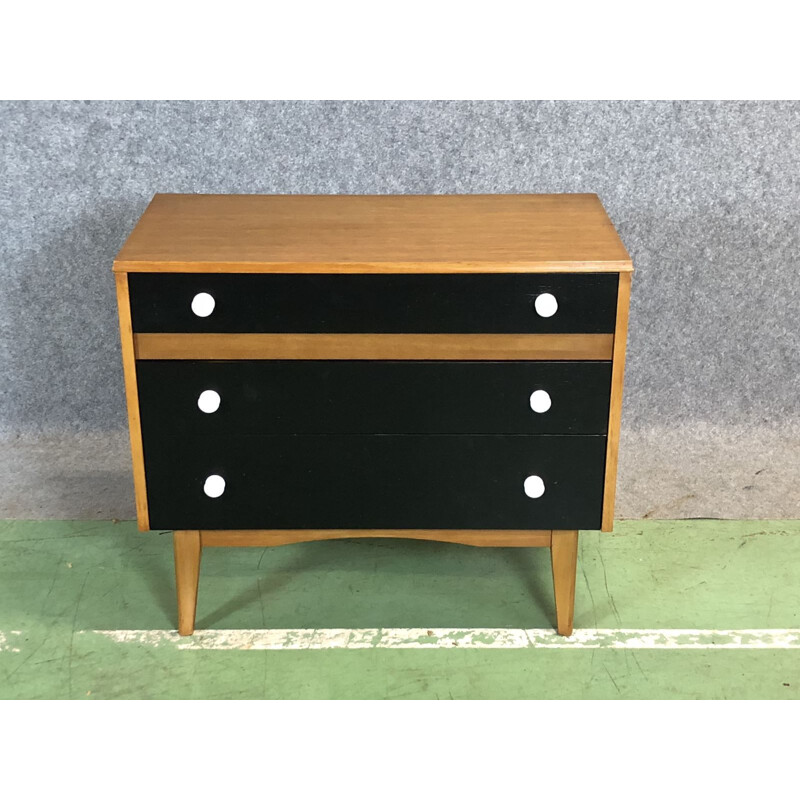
[0,631,22,653]
[50,627,800,650]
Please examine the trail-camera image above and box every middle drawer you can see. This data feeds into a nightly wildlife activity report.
[136,360,612,435]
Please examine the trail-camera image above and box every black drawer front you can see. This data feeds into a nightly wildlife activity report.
[143,434,606,531]
[137,360,612,435]
[128,273,618,333]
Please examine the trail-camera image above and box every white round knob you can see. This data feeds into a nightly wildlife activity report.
[529,389,552,414]
[203,474,226,498]
[197,390,221,414]
[523,475,545,499]
[534,292,558,318]
[191,292,215,318]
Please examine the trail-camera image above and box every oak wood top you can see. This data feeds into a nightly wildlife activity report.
[114,193,632,273]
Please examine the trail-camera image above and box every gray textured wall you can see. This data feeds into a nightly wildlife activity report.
[1,101,799,519]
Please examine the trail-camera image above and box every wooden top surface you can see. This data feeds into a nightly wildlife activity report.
[114,193,632,273]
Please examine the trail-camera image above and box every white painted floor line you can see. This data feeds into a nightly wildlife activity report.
[4,628,800,652]
[41,628,800,650]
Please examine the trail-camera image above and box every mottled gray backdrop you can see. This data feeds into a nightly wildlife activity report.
[1,101,798,519]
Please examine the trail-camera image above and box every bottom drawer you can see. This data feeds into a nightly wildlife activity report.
[144,435,606,531]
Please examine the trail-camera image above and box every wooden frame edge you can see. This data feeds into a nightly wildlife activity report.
[601,271,632,531]
[115,272,150,531]
[113,261,634,274]
[199,529,553,548]
[133,333,614,361]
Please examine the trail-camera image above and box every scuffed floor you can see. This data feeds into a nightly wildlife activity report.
[1,519,798,698]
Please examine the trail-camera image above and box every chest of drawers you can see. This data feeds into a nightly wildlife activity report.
[114,193,632,636]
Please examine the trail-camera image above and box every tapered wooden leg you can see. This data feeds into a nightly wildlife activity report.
[174,530,202,635]
[550,530,579,636]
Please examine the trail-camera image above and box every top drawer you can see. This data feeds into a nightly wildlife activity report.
[128,273,618,334]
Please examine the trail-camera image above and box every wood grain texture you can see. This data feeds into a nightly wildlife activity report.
[113,194,633,273]
[550,530,579,636]
[601,271,632,531]
[173,530,202,636]
[115,273,149,530]
[200,529,553,548]
[133,333,614,361]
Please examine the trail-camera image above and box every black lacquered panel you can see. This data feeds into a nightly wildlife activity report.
[137,360,612,435]
[129,273,618,333]
[143,434,606,531]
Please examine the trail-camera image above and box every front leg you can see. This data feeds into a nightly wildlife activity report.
[550,530,578,636]
[174,530,202,635]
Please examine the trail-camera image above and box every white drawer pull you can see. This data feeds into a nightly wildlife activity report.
[529,389,552,414]
[534,292,558,318]
[523,475,545,499]
[203,474,226,498]
[197,389,221,414]
[191,292,215,318]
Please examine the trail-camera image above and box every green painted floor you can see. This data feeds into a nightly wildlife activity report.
[1,519,798,699]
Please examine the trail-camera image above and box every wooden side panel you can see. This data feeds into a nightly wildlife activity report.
[115,272,150,530]
[200,529,553,548]
[133,333,614,361]
[601,272,632,531]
